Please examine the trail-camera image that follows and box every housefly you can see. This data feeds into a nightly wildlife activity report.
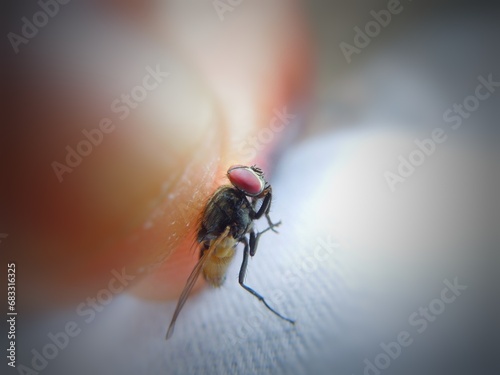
[165,165,295,339]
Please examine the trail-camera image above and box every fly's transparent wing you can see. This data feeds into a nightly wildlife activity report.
[165,226,230,339]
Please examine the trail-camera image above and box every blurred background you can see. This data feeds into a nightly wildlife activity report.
[2,1,498,374]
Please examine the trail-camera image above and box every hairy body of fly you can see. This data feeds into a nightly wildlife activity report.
[197,185,253,286]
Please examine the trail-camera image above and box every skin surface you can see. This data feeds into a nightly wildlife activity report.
[2,0,310,311]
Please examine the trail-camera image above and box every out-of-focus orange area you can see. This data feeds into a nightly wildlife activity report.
[2,0,311,310]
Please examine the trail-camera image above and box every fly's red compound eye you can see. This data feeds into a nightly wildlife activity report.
[227,165,265,196]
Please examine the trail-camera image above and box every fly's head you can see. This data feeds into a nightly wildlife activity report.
[227,165,271,198]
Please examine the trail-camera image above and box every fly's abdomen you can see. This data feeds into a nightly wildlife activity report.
[202,249,236,287]
[202,236,237,287]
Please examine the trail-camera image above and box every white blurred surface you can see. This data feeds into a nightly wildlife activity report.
[24,121,495,375]
[12,3,499,375]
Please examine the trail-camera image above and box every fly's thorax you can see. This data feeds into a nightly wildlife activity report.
[197,186,253,243]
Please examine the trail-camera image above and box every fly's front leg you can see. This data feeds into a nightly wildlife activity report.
[249,226,276,256]
[252,191,281,233]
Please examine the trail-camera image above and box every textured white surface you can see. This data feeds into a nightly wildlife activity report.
[17,123,496,375]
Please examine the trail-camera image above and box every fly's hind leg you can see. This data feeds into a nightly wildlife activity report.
[238,236,295,324]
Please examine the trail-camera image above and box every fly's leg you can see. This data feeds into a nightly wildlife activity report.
[252,191,281,233]
[249,226,275,256]
[238,236,295,324]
